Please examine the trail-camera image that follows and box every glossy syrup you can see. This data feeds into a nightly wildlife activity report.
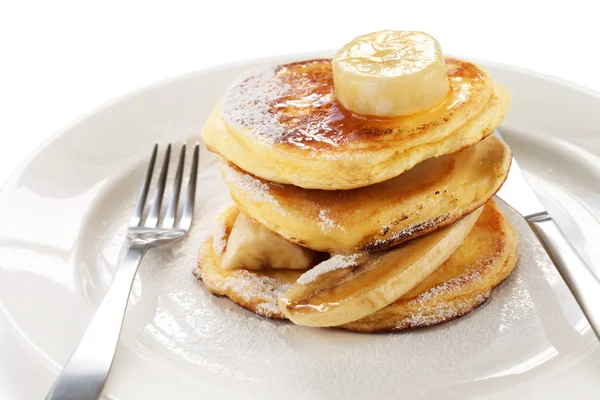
[269,58,484,150]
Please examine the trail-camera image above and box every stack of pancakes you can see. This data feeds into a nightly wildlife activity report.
[197,34,518,332]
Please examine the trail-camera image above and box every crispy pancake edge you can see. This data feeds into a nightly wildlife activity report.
[223,135,512,253]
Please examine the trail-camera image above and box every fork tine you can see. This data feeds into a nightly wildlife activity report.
[145,144,171,227]
[162,145,186,228]
[178,144,199,231]
[130,144,158,226]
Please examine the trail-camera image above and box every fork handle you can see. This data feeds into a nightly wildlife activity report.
[528,213,600,340]
[46,243,148,400]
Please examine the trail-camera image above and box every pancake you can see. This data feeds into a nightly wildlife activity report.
[223,135,511,253]
[195,206,305,318]
[343,202,518,332]
[194,201,519,332]
[202,57,510,190]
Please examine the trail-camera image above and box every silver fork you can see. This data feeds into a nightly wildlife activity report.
[46,144,200,400]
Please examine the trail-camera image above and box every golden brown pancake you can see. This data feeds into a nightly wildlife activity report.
[222,135,511,253]
[343,202,518,332]
[202,58,510,190]
[277,207,483,327]
[194,201,518,332]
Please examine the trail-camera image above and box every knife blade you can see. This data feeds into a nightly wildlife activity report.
[493,129,600,341]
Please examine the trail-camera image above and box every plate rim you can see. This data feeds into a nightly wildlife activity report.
[2,51,600,399]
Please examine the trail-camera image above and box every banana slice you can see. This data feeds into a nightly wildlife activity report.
[221,212,315,270]
[278,207,482,327]
[332,30,449,117]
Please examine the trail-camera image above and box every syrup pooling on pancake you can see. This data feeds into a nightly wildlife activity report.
[204,56,507,189]
[221,58,490,150]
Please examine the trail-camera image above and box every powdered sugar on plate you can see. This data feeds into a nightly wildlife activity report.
[221,66,290,145]
[91,149,590,399]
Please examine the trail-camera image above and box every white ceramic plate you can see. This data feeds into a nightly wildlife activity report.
[2,52,600,400]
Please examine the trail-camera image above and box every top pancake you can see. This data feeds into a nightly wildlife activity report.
[202,57,510,190]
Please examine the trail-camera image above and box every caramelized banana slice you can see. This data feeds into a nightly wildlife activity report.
[278,207,482,327]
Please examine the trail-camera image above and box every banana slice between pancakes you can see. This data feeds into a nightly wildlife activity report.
[194,201,518,332]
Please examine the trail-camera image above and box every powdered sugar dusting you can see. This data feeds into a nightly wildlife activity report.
[400,292,490,329]
[413,271,482,307]
[212,222,227,255]
[368,212,462,251]
[91,148,591,399]
[371,218,438,248]
[222,163,288,215]
[408,257,495,306]
[218,269,291,318]
[317,209,340,232]
[256,301,282,317]
[221,66,289,145]
[297,253,362,285]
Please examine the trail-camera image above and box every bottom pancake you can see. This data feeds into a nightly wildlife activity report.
[195,200,518,332]
[194,206,305,318]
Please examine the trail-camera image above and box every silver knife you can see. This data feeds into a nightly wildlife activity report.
[494,129,600,340]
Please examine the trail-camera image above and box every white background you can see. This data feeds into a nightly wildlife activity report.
[1,0,599,398]
[1,0,600,187]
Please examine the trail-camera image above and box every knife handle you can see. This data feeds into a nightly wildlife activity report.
[528,213,600,340]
